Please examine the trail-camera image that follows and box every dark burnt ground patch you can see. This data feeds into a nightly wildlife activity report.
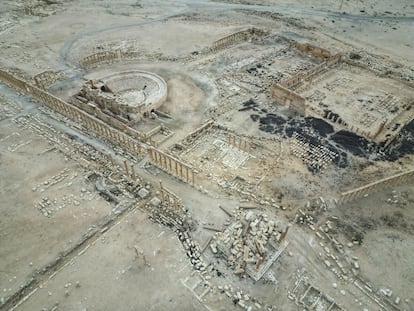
[242,101,413,171]
[331,130,375,157]
[385,119,414,161]
[258,113,287,134]
[250,110,347,171]
[285,117,334,138]
[238,99,259,112]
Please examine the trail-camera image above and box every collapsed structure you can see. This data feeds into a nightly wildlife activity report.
[210,208,289,281]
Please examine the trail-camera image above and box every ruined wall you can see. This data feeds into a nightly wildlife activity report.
[34,70,66,89]
[270,83,306,115]
[337,169,414,204]
[288,40,332,59]
[0,69,144,156]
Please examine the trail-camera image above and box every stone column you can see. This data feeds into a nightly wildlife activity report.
[124,160,129,176]
[131,165,136,180]
[162,154,167,170]
[108,154,115,166]
[159,181,165,203]
[152,149,157,163]
[168,157,172,172]
[148,148,153,161]
[175,160,178,176]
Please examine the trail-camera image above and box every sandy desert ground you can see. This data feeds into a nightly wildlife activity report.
[0,1,413,310]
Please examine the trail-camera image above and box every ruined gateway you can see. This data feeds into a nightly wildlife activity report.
[0,1,413,310]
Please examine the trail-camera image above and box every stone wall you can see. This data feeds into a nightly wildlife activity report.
[79,50,124,69]
[288,40,332,59]
[270,83,306,115]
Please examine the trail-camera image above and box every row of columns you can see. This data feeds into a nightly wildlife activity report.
[0,70,27,91]
[281,56,340,90]
[159,181,182,210]
[81,50,143,68]
[148,148,195,185]
[338,170,414,204]
[212,31,250,50]
[55,95,142,154]
[0,70,143,157]
[81,51,119,67]
[228,133,251,152]
[108,154,137,181]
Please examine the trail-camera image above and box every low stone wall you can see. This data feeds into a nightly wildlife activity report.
[184,120,214,145]
[79,50,124,69]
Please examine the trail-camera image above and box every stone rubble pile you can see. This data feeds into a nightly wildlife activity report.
[295,198,328,229]
[148,203,206,271]
[36,197,54,217]
[210,209,282,276]
[217,284,277,310]
[178,230,206,271]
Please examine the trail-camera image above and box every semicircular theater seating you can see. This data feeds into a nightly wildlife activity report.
[79,70,168,121]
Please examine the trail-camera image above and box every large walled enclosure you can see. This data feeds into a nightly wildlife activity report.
[0,2,413,311]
